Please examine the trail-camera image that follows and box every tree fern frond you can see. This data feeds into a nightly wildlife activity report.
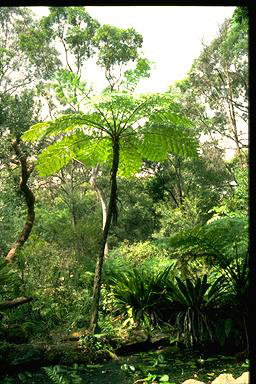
[22,113,110,142]
[75,137,112,167]
[36,140,74,176]
[22,91,198,179]
[22,121,51,141]
[152,110,194,128]
[139,123,198,162]
[35,131,113,176]
[118,138,142,176]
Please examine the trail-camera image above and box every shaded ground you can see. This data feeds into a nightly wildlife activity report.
[1,347,248,383]
[0,326,248,383]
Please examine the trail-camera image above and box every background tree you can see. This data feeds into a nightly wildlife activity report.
[0,6,62,262]
[168,11,248,168]
[144,141,234,238]
[0,7,55,95]
[0,92,40,263]
[37,6,100,75]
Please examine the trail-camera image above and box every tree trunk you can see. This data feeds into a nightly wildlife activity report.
[223,64,244,168]
[70,162,83,262]
[90,164,109,257]
[89,137,119,333]
[5,139,35,263]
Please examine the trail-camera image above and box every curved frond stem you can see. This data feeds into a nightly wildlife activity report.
[73,157,86,167]
[76,116,110,135]
[120,123,144,138]
[119,98,152,135]
[117,108,127,133]
[109,102,117,135]
[91,105,113,135]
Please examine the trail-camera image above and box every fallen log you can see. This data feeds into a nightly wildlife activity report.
[0,340,112,374]
[0,296,33,310]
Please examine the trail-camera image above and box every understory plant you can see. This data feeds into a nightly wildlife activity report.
[215,251,249,351]
[166,274,227,347]
[109,264,232,348]
[109,265,174,338]
[43,364,82,384]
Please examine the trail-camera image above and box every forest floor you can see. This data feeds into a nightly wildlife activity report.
[0,347,248,383]
[0,327,249,383]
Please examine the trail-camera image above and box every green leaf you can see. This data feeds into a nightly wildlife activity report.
[22,122,51,141]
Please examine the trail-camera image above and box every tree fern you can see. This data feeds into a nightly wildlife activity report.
[22,87,198,332]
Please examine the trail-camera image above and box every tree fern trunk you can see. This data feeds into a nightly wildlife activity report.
[90,137,119,333]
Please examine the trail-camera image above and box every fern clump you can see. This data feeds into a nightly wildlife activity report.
[43,364,82,384]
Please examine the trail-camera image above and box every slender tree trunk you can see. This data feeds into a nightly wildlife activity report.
[224,65,244,168]
[70,161,83,262]
[89,137,119,333]
[90,164,109,257]
[71,201,83,262]
[175,157,184,206]
[5,139,35,263]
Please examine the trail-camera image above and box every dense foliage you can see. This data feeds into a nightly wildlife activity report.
[0,5,248,383]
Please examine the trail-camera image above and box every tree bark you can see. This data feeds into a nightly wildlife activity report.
[224,66,244,168]
[90,164,109,257]
[70,162,83,261]
[5,139,35,263]
[0,296,33,310]
[89,137,119,333]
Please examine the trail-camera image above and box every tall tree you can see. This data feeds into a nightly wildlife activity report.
[40,17,151,256]
[22,85,198,332]
[169,9,248,168]
[0,7,62,262]
[0,92,39,263]
[20,6,198,332]
[0,6,60,95]
[38,6,100,75]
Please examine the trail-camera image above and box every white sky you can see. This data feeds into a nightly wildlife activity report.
[30,6,236,93]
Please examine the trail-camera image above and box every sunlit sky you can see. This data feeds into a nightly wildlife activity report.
[30,6,236,93]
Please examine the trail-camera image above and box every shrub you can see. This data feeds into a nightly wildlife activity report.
[166,274,228,347]
[109,265,174,336]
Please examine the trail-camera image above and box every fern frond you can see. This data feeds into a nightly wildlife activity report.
[36,139,74,176]
[22,113,110,142]
[139,122,198,161]
[22,121,51,141]
[22,91,198,178]
[76,137,112,167]
[152,110,194,128]
[43,366,68,384]
[35,132,112,176]
[118,137,142,176]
